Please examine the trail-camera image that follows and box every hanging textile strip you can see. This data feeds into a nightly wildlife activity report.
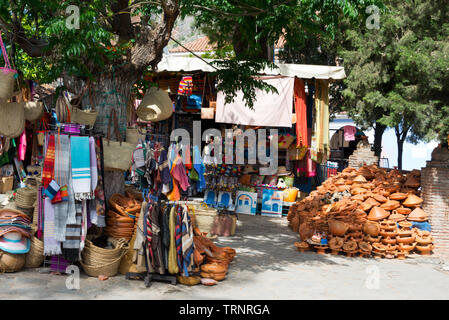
[37,186,43,239]
[145,202,155,269]
[53,134,70,242]
[70,136,92,201]
[294,78,308,147]
[150,202,165,274]
[43,197,62,256]
[62,201,82,262]
[175,205,183,272]
[168,205,178,274]
[94,137,106,227]
[181,205,194,277]
[42,134,56,188]
[178,76,193,96]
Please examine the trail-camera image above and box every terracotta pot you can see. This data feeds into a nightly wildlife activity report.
[397,228,413,237]
[389,192,408,201]
[353,175,367,183]
[299,223,314,241]
[384,243,397,251]
[407,207,428,222]
[380,200,401,211]
[372,242,386,252]
[379,220,397,231]
[415,235,434,245]
[329,237,344,249]
[351,194,366,202]
[398,242,416,252]
[396,235,415,244]
[388,213,406,222]
[351,187,368,195]
[416,244,434,255]
[367,207,390,221]
[380,230,398,238]
[404,176,420,188]
[359,241,372,252]
[365,235,382,243]
[348,223,363,232]
[363,222,380,236]
[328,220,349,237]
[402,194,423,207]
[398,221,413,229]
[291,215,300,233]
[201,263,227,274]
[373,194,388,203]
[396,207,412,215]
[396,251,407,260]
[382,237,397,245]
[343,240,358,251]
[314,245,328,254]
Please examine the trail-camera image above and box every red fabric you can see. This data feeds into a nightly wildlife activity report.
[294,78,308,147]
[42,135,55,188]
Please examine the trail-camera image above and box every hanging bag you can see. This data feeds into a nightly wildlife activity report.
[201,75,215,119]
[0,33,18,99]
[70,81,98,127]
[103,109,135,171]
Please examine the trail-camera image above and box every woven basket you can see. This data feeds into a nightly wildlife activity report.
[126,127,146,145]
[0,250,25,273]
[23,101,44,122]
[80,245,128,277]
[71,107,97,127]
[0,101,25,138]
[16,187,37,208]
[24,236,44,268]
[192,205,218,235]
[0,68,17,100]
[82,239,128,264]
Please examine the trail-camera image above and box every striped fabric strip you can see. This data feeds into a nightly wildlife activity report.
[146,203,154,267]
[175,205,183,271]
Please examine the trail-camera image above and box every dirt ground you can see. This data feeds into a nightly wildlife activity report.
[1,214,449,300]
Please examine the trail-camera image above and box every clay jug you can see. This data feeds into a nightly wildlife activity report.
[402,194,423,207]
[363,221,380,236]
[328,220,349,236]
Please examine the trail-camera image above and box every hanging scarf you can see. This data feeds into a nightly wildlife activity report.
[43,197,62,256]
[62,200,82,262]
[294,78,308,147]
[37,186,43,239]
[53,134,70,242]
[70,136,92,200]
[42,134,56,188]
[193,145,206,192]
[145,202,155,268]
[150,203,164,274]
[175,205,183,272]
[93,138,106,227]
[181,206,194,277]
[168,205,178,275]
[80,200,88,252]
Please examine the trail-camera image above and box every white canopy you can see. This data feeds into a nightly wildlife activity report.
[156,55,346,80]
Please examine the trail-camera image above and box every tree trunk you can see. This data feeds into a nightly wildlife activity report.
[373,122,386,158]
[395,125,409,171]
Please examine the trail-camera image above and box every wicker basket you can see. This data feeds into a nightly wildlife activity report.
[80,239,128,276]
[24,236,44,268]
[80,254,125,277]
[16,187,37,208]
[71,107,97,127]
[191,205,218,235]
[126,127,146,145]
[0,250,25,273]
[0,68,17,100]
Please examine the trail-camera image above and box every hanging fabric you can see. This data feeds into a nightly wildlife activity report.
[294,78,308,147]
[70,136,92,201]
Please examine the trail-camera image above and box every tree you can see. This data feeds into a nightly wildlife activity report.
[341,0,449,169]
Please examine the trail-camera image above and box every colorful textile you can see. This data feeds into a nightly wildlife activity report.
[343,125,356,141]
[42,134,56,188]
[53,134,70,242]
[70,136,92,200]
[171,155,190,191]
[150,203,164,274]
[175,205,183,272]
[18,131,26,161]
[168,205,178,274]
[94,138,106,227]
[145,203,154,268]
[178,76,193,96]
[62,200,82,262]
[193,145,206,192]
[181,206,194,277]
[159,148,171,185]
[294,78,308,147]
[43,197,62,256]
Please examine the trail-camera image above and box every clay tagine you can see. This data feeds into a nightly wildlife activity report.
[380,200,401,211]
[294,241,310,253]
[389,192,408,201]
[367,207,390,221]
[363,221,380,237]
[396,251,407,260]
[416,244,434,255]
[396,207,412,215]
[402,194,423,208]
[407,207,428,222]
[388,213,406,222]
[328,220,349,237]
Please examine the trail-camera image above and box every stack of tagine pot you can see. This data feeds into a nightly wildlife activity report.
[290,164,434,259]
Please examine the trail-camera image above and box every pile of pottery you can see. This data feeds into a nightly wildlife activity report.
[192,227,236,286]
[288,164,434,258]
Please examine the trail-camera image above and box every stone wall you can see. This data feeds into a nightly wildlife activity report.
[348,140,379,169]
[421,146,449,256]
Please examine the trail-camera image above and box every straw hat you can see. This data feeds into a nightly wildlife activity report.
[0,101,25,138]
[276,166,291,176]
[136,87,173,122]
[0,231,30,254]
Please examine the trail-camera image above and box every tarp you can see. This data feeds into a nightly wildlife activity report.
[156,55,346,80]
[215,77,294,127]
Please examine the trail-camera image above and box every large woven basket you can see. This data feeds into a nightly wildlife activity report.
[192,204,218,235]
[126,127,146,145]
[80,254,126,277]
[0,101,25,138]
[71,107,97,127]
[80,239,128,277]
[16,187,37,207]
[24,236,44,268]
[0,68,17,100]
[0,250,25,273]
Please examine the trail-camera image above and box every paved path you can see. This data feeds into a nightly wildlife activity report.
[1,214,449,299]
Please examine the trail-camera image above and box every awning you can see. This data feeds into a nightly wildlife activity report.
[156,55,346,80]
